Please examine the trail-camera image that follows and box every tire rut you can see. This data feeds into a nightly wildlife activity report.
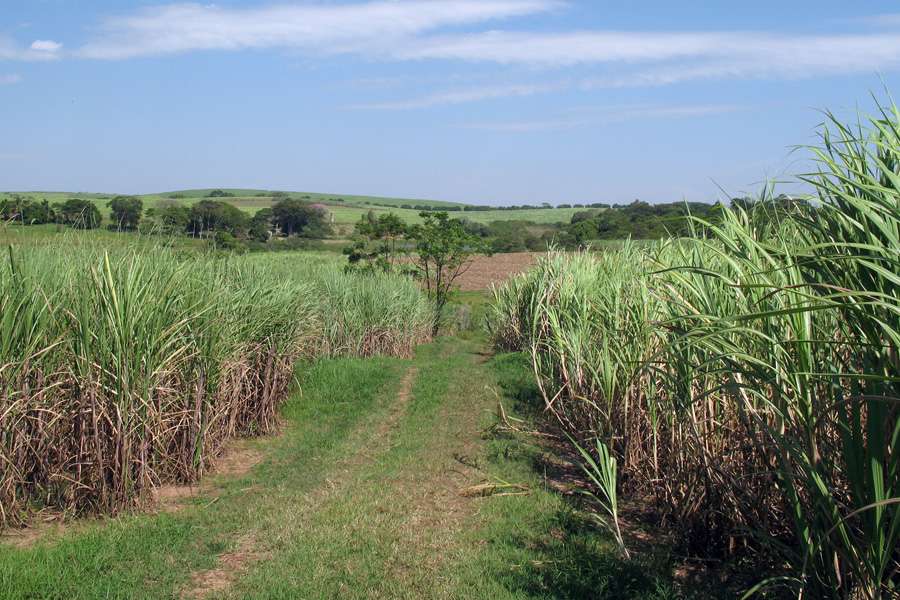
[180,366,419,599]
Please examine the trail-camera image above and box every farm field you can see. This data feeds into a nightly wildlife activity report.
[454,252,540,291]
[1,101,898,600]
[9,0,900,596]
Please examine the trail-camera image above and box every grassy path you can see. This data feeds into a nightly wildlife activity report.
[1,335,678,599]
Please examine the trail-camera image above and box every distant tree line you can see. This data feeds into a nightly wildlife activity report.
[553,200,726,246]
[454,198,808,252]
[1,194,333,248]
[372,201,613,212]
[1,195,151,231]
[148,197,332,245]
[3,192,807,254]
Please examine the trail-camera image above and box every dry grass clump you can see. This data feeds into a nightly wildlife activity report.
[0,248,430,527]
[487,101,899,597]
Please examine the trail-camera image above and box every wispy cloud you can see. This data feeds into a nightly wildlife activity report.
[845,14,900,27]
[0,35,63,61]
[399,30,900,76]
[350,69,755,110]
[399,31,731,65]
[463,103,745,132]
[350,82,560,109]
[356,26,900,107]
[76,1,560,60]
[0,74,22,85]
[30,40,62,52]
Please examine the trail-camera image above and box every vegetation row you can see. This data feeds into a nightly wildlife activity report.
[487,102,899,597]
[0,247,431,528]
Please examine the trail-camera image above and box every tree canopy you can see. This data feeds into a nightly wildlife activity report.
[271,198,331,237]
[108,195,143,230]
[187,200,249,237]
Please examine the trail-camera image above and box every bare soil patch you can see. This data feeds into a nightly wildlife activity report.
[153,441,265,513]
[455,252,539,291]
[2,440,269,548]
[182,535,268,599]
[0,512,68,549]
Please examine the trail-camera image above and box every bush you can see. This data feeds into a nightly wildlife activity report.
[212,230,246,251]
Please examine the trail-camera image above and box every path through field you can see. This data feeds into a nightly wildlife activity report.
[1,333,678,599]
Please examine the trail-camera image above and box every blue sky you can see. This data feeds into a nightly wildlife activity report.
[2,1,900,205]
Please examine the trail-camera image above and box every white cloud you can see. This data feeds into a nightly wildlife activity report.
[6,3,900,101]
[30,40,63,52]
[0,36,62,61]
[76,1,561,59]
[463,104,744,132]
[0,74,22,85]
[350,82,560,109]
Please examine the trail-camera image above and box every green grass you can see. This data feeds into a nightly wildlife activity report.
[0,222,208,250]
[461,351,682,600]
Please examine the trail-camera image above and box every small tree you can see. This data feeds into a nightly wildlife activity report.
[249,207,274,241]
[59,199,102,229]
[408,212,488,335]
[345,212,408,272]
[108,195,143,230]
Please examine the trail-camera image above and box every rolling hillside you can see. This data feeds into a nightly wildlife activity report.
[0,189,588,234]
